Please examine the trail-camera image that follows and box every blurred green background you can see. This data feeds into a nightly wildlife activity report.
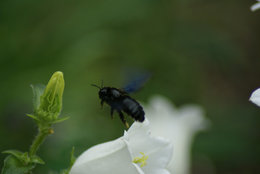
[0,0,260,173]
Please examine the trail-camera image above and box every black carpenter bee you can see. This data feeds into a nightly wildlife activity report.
[92,75,148,127]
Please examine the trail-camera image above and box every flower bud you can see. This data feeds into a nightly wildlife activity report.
[36,71,64,122]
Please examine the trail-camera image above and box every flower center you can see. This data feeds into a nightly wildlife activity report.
[133,152,148,167]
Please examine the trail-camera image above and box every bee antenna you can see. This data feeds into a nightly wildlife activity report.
[91,84,101,89]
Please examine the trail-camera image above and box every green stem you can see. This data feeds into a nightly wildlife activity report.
[29,127,52,157]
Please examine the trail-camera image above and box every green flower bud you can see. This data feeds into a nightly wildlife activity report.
[36,71,64,122]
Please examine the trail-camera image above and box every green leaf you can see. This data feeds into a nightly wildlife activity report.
[2,150,30,165]
[2,150,45,165]
[31,84,45,111]
[30,155,45,165]
[69,147,76,168]
[1,155,35,174]
[59,147,76,174]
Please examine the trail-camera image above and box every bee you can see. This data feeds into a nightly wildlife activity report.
[92,75,148,128]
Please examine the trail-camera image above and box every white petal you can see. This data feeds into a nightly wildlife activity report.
[133,163,145,174]
[251,2,260,11]
[143,168,171,174]
[124,120,173,169]
[249,88,260,107]
[144,95,209,174]
[142,140,173,168]
[126,118,150,140]
[70,138,141,174]
[178,105,210,131]
[145,95,177,119]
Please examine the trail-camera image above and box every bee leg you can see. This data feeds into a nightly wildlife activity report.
[100,100,104,109]
[118,111,129,128]
[110,108,114,119]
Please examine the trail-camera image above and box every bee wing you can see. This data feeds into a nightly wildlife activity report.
[122,73,151,94]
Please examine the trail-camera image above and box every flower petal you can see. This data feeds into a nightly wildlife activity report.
[124,120,173,169]
[178,105,209,131]
[144,95,209,174]
[133,163,145,174]
[144,140,172,168]
[251,2,260,11]
[70,138,141,174]
[145,96,177,119]
[249,88,260,107]
[143,168,171,174]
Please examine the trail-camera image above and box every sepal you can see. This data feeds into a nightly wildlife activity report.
[31,84,45,111]
[30,155,45,165]
[26,114,40,121]
[51,116,70,124]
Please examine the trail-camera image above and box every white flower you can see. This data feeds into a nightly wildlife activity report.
[144,95,210,174]
[251,0,260,11]
[70,119,173,174]
[249,88,260,107]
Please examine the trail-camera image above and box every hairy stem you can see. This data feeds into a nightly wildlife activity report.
[29,127,53,157]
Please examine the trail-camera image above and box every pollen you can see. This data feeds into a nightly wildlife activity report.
[133,152,148,167]
[48,128,54,134]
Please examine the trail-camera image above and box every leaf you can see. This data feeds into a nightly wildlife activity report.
[30,155,45,165]
[59,147,76,174]
[2,150,30,165]
[2,150,45,165]
[1,155,35,174]
[31,84,45,110]
[69,147,76,167]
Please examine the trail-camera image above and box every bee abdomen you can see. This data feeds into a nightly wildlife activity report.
[122,97,145,122]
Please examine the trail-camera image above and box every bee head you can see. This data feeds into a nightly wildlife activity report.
[98,87,109,100]
[91,82,110,100]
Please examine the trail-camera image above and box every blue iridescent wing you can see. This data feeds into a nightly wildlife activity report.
[122,73,151,94]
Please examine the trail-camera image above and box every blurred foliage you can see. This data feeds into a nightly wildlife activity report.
[0,0,259,173]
